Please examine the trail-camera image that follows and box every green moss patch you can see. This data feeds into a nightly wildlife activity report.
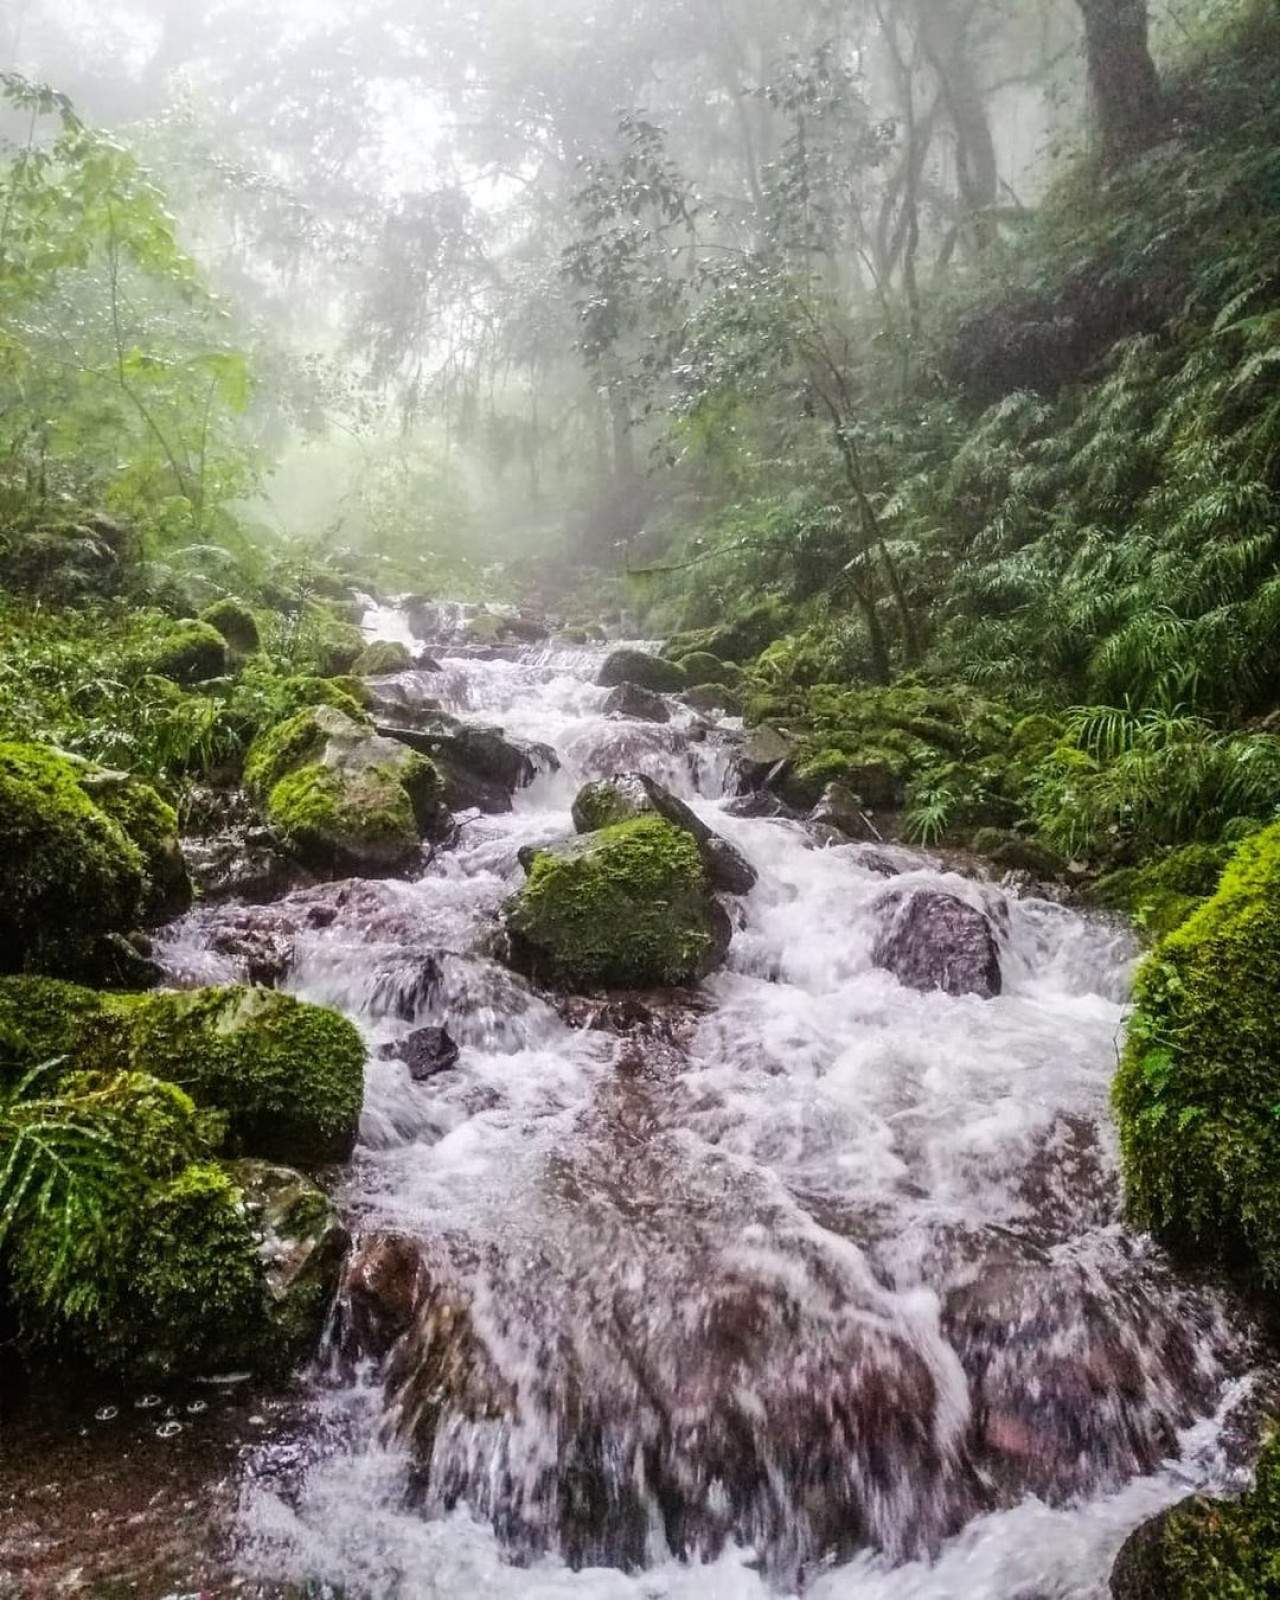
[146,619,229,684]
[200,597,261,656]
[352,639,413,676]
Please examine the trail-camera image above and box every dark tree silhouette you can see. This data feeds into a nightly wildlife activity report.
[1075,0,1162,167]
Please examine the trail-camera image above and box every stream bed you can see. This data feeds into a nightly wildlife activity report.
[2,612,1274,1598]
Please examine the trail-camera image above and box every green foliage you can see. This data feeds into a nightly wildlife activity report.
[1114,821,1280,1284]
[507,816,718,989]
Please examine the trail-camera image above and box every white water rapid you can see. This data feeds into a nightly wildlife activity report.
[155,612,1269,1599]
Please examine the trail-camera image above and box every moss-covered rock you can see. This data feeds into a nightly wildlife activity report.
[598,649,687,694]
[664,600,788,664]
[73,766,192,919]
[781,748,908,812]
[0,976,366,1166]
[200,597,261,656]
[352,639,414,676]
[1110,1436,1280,1598]
[675,651,741,687]
[0,741,146,975]
[1113,822,1280,1283]
[244,706,444,871]
[1093,842,1234,942]
[228,1158,350,1366]
[505,816,725,989]
[683,682,744,716]
[311,616,367,678]
[970,826,1068,881]
[570,775,757,894]
[147,619,229,684]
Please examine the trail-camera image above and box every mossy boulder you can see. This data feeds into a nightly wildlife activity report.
[1094,842,1234,942]
[73,765,192,919]
[1114,822,1280,1283]
[571,775,756,894]
[245,705,444,871]
[663,600,788,664]
[311,617,367,678]
[781,748,907,812]
[969,826,1067,881]
[147,619,229,684]
[505,816,726,989]
[200,597,261,656]
[0,741,147,976]
[228,1159,350,1366]
[1110,1436,1280,1598]
[352,639,414,676]
[0,976,366,1166]
[683,683,744,716]
[598,649,687,694]
[675,651,741,687]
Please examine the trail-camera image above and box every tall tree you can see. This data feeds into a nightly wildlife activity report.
[1074,0,1161,167]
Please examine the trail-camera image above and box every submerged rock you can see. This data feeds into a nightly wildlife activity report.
[505,816,727,989]
[400,1024,460,1080]
[570,774,757,895]
[337,1231,434,1363]
[603,681,671,723]
[597,648,687,694]
[870,887,1002,998]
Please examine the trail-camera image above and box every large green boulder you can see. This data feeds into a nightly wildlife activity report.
[1110,1436,1280,1598]
[352,639,414,676]
[597,649,687,694]
[199,597,261,656]
[0,742,190,975]
[244,705,444,871]
[1114,822,1280,1283]
[146,619,229,684]
[505,816,726,989]
[570,775,756,894]
[0,976,366,1166]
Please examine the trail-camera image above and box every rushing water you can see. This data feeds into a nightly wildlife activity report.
[151,609,1269,1598]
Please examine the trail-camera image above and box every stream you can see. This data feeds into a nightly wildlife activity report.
[4,606,1272,1598]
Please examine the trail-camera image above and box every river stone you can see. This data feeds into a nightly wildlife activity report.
[870,887,1002,998]
[682,682,743,716]
[337,1231,434,1363]
[1109,1499,1205,1599]
[571,774,757,895]
[810,781,876,841]
[379,718,538,814]
[228,1159,351,1367]
[597,648,687,693]
[402,1024,460,1080]
[603,681,671,723]
[737,725,798,789]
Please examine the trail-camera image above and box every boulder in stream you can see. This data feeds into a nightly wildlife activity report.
[505,816,728,989]
[870,886,1002,998]
[352,638,414,676]
[602,681,671,723]
[244,704,447,871]
[597,648,687,694]
[378,716,547,814]
[571,774,757,895]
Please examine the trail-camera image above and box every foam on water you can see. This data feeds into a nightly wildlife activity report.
[150,619,1268,1597]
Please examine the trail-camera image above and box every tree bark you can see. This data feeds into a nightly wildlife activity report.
[1074,0,1162,168]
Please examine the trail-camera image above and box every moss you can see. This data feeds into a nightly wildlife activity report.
[243,706,337,799]
[570,779,641,835]
[147,619,229,685]
[76,769,191,919]
[684,682,744,716]
[506,816,718,989]
[1010,713,1063,757]
[664,600,788,664]
[312,617,367,678]
[675,650,741,686]
[200,597,261,655]
[598,649,687,694]
[970,826,1067,880]
[1094,842,1234,941]
[1111,1435,1280,1599]
[1113,821,1280,1284]
[783,747,908,811]
[269,760,422,867]
[352,639,413,676]
[274,674,368,723]
[0,741,145,975]
[0,976,366,1166]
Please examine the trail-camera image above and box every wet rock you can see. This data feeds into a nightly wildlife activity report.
[1110,1501,1199,1599]
[505,817,728,989]
[597,648,686,694]
[210,917,294,987]
[401,1024,460,1080]
[182,788,307,903]
[870,886,1002,998]
[571,774,757,896]
[724,790,797,821]
[603,681,670,723]
[970,826,1067,881]
[379,718,537,814]
[415,650,443,672]
[682,682,743,716]
[736,725,798,789]
[363,677,451,729]
[230,1160,350,1367]
[352,639,413,676]
[338,1232,434,1362]
[810,781,877,841]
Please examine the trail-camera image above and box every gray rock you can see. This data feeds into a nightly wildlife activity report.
[871,887,1002,998]
[603,681,671,723]
[598,649,687,694]
[811,782,878,842]
[402,1024,460,1081]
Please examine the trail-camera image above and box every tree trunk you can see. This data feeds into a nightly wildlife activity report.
[1075,0,1162,168]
